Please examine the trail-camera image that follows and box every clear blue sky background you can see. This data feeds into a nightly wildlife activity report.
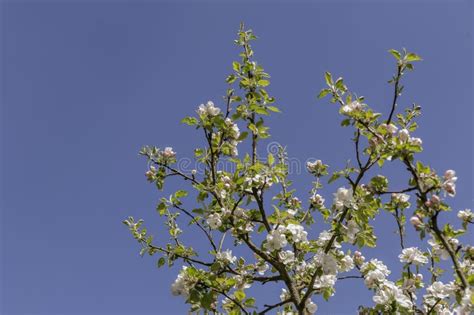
[1,1,473,314]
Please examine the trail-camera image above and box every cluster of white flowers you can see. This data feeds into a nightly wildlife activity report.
[457,208,473,222]
[197,101,221,117]
[344,219,360,243]
[360,259,413,310]
[391,193,410,205]
[422,281,459,313]
[266,226,288,251]
[341,100,363,115]
[279,250,295,264]
[353,251,365,266]
[380,123,398,135]
[206,213,222,230]
[310,194,325,208]
[373,280,413,310]
[333,187,353,210]
[442,169,457,197]
[245,173,268,189]
[224,118,241,156]
[426,281,456,299]
[161,147,176,159]
[428,236,459,261]
[397,128,422,146]
[313,274,337,290]
[361,259,391,289]
[171,266,195,297]
[398,247,428,265]
[265,223,309,253]
[286,224,308,244]
[455,288,474,314]
[216,249,236,265]
[306,159,326,176]
[312,250,338,275]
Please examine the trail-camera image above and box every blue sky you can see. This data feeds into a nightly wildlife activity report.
[1,1,472,314]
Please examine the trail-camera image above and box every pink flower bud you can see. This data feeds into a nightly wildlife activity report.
[430,195,440,205]
[410,216,422,227]
[444,170,456,180]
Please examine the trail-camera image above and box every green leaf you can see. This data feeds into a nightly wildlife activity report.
[406,53,422,62]
[324,72,333,86]
[388,49,401,60]
[181,116,198,126]
[340,118,351,127]
[267,153,274,166]
[175,190,188,198]
[318,88,331,99]
[244,297,256,307]
[232,61,241,72]
[267,106,280,113]
[258,79,270,87]
[234,290,246,301]
[157,257,166,268]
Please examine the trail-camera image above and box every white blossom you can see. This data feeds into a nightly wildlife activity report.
[310,194,325,207]
[398,129,410,142]
[313,274,337,289]
[399,247,428,265]
[345,219,360,243]
[313,250,338,275]
[171,266,195,297]
[206,213,222,229]
[361,259,391,289]
[216,249,236,265]
[455,288,474,314]
[286,223,308,244]
[161,147,176,159]
[391,193,410,204]
[373,281,412,309]
[197,101,221,116]
[428,237,450,260]
[341,100,363,115]
[458,209,473,222]
[442,169,457,197]
[409,137,423,146]
[266,227,288,251]
[339,255,355,272]
[279,250,295,264]
[426,281,456,299]
[333,187,353,210]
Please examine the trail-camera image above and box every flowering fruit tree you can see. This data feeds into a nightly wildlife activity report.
[124,25,473,314]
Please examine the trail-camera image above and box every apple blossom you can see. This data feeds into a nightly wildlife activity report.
[216,249,237,265]
[457,208,473,222]
[197,100,221,117]
[266,228,288,251]
[398,128,410,142]
[125,27,472,314]
[333,187,352,210]
[206,213,222,229]
[398,247,428,265]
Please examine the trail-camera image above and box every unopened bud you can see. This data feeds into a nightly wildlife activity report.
[430,195,440,205]
[410,216,422,228]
